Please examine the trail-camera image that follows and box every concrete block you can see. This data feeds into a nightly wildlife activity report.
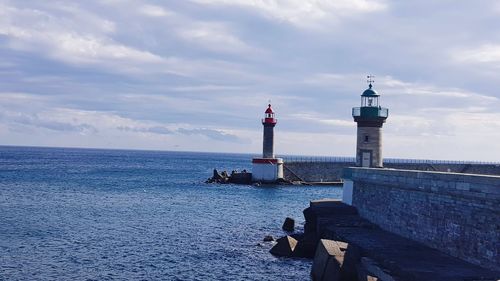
[356,263,379,281]
[292,232,318,258]
[311,239,359,281]
[269,235,297,257]
[358,257,396,281]
[310,199,343,208]
[282,217,295,232]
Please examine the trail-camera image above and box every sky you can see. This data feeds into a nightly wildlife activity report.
[0,0,499,161]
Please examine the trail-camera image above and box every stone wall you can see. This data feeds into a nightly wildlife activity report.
[283,161,500,182]
[284,162,354,182]
[343,167,500,270]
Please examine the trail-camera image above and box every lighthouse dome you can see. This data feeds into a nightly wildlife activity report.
[362,84,379,97]
[265,104,274,113]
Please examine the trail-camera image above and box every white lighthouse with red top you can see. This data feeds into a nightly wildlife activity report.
[252,104,284,182]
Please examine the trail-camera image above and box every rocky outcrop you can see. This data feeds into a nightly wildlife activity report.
[205,169,252,184]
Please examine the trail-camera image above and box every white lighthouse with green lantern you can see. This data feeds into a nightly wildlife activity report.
[352,76,389,167]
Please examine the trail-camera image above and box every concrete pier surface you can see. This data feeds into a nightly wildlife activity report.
[305,199,500,281]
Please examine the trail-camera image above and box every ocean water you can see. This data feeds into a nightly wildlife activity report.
[0,146,341,280]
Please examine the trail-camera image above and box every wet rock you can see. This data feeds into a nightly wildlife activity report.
[206,169,239,184]
[269,235,297,257]
[282,217,295,232]
[263,235,275,242]
[206,169,227,183]
[213,169,222,180]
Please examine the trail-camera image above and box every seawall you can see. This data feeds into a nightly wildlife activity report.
[284,162,352,182]
[343,167,500,270]
[283,161,500,182]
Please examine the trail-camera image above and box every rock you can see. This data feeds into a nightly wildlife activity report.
[310,239,359,281]
[282,217,295,232]
[263,235,275,242]
[269,235,297,257]
[213,169,222,180]
[207,169,229,184]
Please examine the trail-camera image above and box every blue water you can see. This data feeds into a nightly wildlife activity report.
[0,146,341,280]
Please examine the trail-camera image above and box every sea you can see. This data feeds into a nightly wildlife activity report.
[0,146,342,280]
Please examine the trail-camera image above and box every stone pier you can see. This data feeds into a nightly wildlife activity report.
[305,199,500,281]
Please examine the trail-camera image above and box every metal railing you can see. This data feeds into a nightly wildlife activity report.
[352,107,388,118]
[383,158,500,165]
[282,155,500,165]
[283,156,356,163]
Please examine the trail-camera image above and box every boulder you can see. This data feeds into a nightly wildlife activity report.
[270,235,297,257]
[263,235,275,242]
[212,169,222,180]
[282,217,295,232]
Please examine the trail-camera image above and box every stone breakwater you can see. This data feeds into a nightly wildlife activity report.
[271,199,499,281]
[283,161,500,182]
[343,167,500,270]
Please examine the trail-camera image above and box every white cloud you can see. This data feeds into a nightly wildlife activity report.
[191,0,387,29]
[176,21,261,55]
[375,76,499,111]
[289,112,352,127]
[139,4,170,17]
[0,2,260,79]
[0,3,160,65]
[0,102,249,147]
[452,44,500,66]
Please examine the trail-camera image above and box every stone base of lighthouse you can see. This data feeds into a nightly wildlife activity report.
[251,158,283,183]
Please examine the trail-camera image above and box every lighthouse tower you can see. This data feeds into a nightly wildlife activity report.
[352,76,389,167]
[252,104,284,182]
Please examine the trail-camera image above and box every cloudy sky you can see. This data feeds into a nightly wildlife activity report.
[1,0,499,161]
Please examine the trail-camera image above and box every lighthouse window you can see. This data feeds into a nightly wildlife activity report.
[364,135,369,142]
